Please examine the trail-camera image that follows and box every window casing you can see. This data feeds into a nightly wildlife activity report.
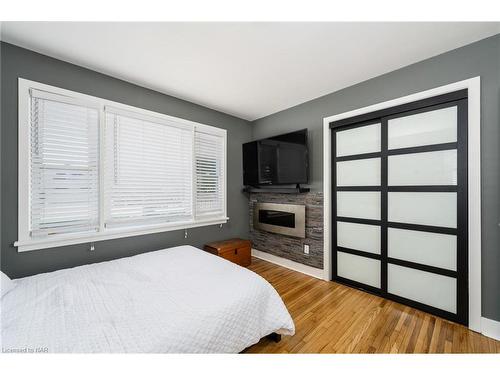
[16,79,227,252]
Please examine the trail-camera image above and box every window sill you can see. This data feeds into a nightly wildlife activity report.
[14,216,229,252]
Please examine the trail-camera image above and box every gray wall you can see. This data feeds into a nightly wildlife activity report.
[1,42,252,278]
[251,34,500,321]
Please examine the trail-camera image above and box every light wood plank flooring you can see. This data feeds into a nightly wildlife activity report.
[245,257,500,353]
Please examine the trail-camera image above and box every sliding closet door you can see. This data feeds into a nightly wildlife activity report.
[331,90,468,325]
[333,121,383,292]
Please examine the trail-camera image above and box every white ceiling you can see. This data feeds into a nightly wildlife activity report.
[1,22,499,121]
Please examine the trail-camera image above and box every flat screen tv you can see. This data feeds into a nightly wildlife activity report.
[243,129,309,186]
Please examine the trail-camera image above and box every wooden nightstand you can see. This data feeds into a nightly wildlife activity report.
[204,238,252,267]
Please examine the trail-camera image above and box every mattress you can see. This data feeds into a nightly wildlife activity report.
[1,245,294,353]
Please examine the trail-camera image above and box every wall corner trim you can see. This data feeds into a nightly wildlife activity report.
[251,248,324,279]
[481,317,500,341]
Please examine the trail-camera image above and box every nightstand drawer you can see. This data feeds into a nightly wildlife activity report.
[220,246,251,267]
[204,239,252,267]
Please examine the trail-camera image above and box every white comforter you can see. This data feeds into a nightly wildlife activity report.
[1,245,294,353]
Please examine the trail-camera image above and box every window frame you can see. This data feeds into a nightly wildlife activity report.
[16,78,228,252]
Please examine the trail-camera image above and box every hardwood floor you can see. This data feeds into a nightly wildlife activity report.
[245,257,500,354]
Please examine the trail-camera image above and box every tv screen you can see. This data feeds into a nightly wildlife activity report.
[243,129,309,186]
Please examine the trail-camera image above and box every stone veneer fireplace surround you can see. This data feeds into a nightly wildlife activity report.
[248,192,323,269]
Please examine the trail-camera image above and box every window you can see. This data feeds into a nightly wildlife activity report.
[16,79,227,252]
[29,90,100,238]
[104,108,194,228]
[195,131,225,217]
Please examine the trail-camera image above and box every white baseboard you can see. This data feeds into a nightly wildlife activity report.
[251,248,324,279]
[481,317,500,341]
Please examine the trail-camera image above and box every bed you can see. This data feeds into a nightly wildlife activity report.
[1,245,294,353]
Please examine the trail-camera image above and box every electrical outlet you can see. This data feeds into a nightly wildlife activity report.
[304,244,310,255]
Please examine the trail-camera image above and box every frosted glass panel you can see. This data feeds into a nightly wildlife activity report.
[337,158,381,186]
[388,264,456,313]
[388,150,457,186]
[337,222,381,254]
[388,192,456,228]
[388,106,457,149]
[388,228,457,270]
[336,123,381,157]
[337,192,381,220]
[338,252,381,288]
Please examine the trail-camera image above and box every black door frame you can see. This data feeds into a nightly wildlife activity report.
[330,89,468,326]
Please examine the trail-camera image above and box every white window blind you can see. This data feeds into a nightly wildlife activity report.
[104,108,194,227]
[17,80,227,252]
[195,131,225,217]
[29,90,99,238]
